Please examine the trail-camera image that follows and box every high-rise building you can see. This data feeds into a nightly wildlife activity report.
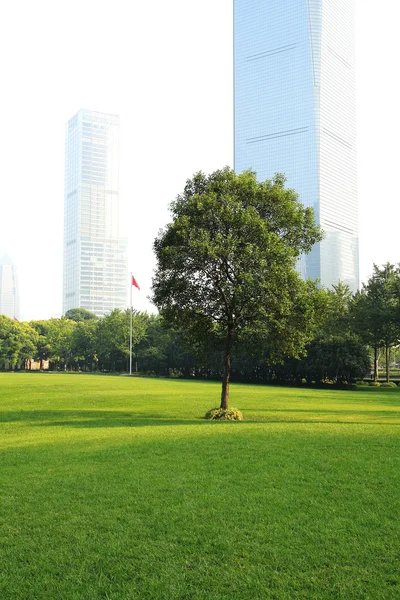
[0,255,20,320]
[234,0,359,291]
[63,109,128,316]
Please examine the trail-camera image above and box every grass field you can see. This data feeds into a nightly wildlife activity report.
[1,374,399,599]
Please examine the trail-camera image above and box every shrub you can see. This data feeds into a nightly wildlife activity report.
[204,407,244,421]
[369,381,381,387]
[356,381,369,386]
[380,382,398,388]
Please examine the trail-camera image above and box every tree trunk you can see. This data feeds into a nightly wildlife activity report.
[220,328,234,410]
[374,346,379,382]
[386,344,390,383]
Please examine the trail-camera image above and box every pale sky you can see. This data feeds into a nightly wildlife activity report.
[0,0,399,321]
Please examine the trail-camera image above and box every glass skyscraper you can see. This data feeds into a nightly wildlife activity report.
[63,110,128,316]
[234,0,359,291]
[0,255,20,320]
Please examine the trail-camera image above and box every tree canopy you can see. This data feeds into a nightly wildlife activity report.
[0,315,38,369]
[351,263,400,381]
[152,167,324,410]
[64,308,98,322]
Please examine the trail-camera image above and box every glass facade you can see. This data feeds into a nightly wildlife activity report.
[234,0,359,291]
[0,255,20,320]
[63,110,128,316]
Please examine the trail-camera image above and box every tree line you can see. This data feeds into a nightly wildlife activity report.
[0,264,399,385]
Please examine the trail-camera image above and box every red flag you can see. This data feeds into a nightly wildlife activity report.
[131,275,140,290]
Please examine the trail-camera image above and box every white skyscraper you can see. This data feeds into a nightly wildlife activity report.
[0,255,20,320]
[234,0,359,291]
[63,110,128,316]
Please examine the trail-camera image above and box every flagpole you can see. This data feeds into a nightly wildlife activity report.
[129,273,133,376]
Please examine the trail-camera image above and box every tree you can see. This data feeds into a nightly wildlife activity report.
[302,338,370,385]
[0,316,38,369]
[16,322,39,367]
[96,309,148,372]
[137,315,198,377]
[295,282,370,385]
[130,311,150,373]
[29,320,51,369]
[96,310,129,371]
[152,168,323,412]
[70,320,98,371]
[64,308,98,322]
[46,318,76,370]
[319,282,353,340]
[0,316,16,368]
[375,264,400,382]
[351,264,400,382]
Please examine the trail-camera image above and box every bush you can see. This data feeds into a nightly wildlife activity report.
[369,381,381,387]
[356,381,369,386]
[380,382,398,388]
[204,407,244,421]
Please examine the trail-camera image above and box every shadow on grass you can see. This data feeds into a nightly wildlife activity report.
[1,409,400,428]
[246,407,400,416]
[0,410,206,428]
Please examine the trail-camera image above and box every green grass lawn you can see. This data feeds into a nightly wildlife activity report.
[1,374,399,599]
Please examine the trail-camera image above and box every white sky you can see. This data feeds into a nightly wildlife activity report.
[0,0,399,321]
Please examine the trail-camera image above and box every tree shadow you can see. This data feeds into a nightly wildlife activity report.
[245,407,400,416]
[243,407,400,425]
[1,409,399,428]
[0,410,210,428]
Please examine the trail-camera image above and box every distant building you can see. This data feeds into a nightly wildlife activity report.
[0,255,20,319]
[63,109,128,317]
[234,0,359,291]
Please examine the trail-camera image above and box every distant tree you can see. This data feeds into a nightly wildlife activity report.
[0,316,38,369]
[17,322,39,367]
[152,168,323,412]
[29,320,51,369]
[319,282,353,340]
[70,320,98,371]
[351,293,381,382]
[0,316,15,368]
[46,318,76,370]
[96,310,128,371]
[130,311,150,373]
[376,264,400,381]
[137,315,198,377]
[64,308,98,322]
[96,309,148,372]
[302,338,370,385]
[351,264,400,382]
[293,282,370,385]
